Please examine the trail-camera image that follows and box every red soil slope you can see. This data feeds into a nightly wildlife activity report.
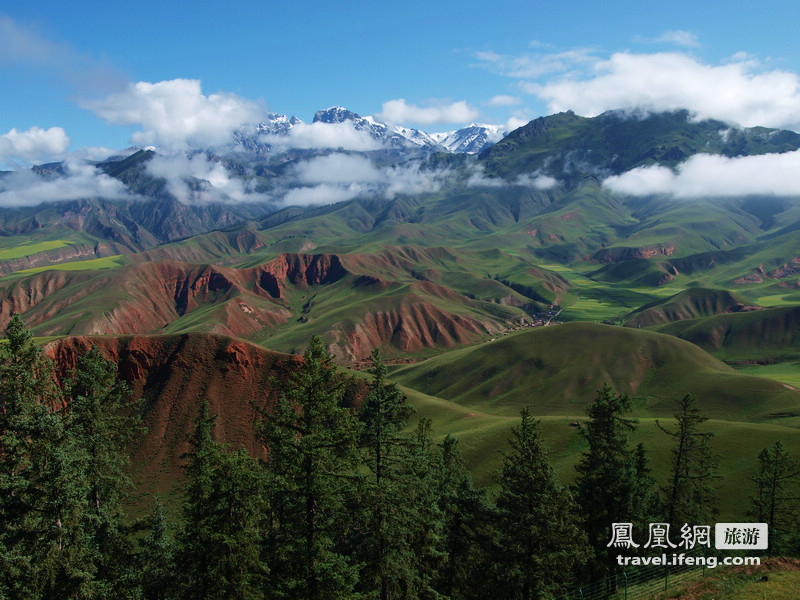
[45,333,301,494]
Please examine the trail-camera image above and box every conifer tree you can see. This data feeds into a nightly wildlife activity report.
[63,345,141,594]
[435,435,498,600]
[399,418,446,599]
[176,400,267,600]
[657,394,719,529]
[137,497,177,600]
[259,335,362,600]
[575,384,650,583]
[0,314,92,598]
[495,408,589,600]
[750,441,800,554]
[355,347,417,600]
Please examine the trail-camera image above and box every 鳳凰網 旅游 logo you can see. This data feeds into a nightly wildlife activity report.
[608,522,768,550]
[608,522,766,569]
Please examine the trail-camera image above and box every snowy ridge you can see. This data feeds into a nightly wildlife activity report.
[233,107,506,155]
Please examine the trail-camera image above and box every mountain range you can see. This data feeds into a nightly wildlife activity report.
[3,107,800,510]
[231,105,506,156]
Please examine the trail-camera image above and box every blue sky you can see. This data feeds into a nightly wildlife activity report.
[3,0,800,166]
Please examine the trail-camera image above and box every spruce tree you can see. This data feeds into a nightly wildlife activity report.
[0,314,92,598]
[355,347,417,600]
[495,408,589,600]
[574,384,650,583]
[176,399,267,600]
[750,441,800,554]
[63,345,141,594]
[137,497,177,600]
[259,335,362,600]
[398,418,446,599]
[435,435,498,600]
[657,394,719,529]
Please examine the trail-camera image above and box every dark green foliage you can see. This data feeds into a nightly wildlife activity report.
[658,394,719,528]
[136,498,177,600]
[495,408,589,600]
[750,441,800,554]
[0,314,91,599]
[63,345,141,594]
[400,418,446,599]
[574,384,652,582]
[258,335,362,600]
[434,435,498,600]
[176,400,267,600]
[354,348,420,599]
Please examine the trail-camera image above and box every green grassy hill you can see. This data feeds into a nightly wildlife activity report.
[390,323,800,421]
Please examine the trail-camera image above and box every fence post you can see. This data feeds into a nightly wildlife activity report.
[702,545,707,577]
[665,563,669,592]
[578,587,583,599]
[623,571,628,600]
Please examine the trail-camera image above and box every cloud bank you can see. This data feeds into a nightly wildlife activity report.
[532,52,800,130]
[260,121,381,152]
[146,153,270,204]
[0,159,135,206]
[604,150,800,198]
[0,126,70,164]
[83,79,266,150]
[477,44,800,132]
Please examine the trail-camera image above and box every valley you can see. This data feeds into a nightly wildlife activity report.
[4,108,800,525]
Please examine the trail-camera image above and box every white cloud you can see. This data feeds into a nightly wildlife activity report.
[277,156,450,207]
[528,52,800,131]
[82,79,266,150]
[0,159,135,206]
[488,95,523,107]
[292,154,383,185]
[603,150,800,198]
[262,121,381,151]
[477,46,800,132]
[505,115,530,132]
[377,98,479,125]
[281,183,367,207]
[146,152,270,204]
[0,126,70,164]
[520,174,559,190]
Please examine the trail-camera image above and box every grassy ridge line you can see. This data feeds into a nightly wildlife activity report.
[390,323,800,421]
[653,305,800,363]
[407,386,800,520]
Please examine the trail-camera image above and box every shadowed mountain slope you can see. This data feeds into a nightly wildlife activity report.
[654,305,800,362]
[624,287,758,328]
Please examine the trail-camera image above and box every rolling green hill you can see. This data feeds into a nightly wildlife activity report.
[390,323,800,421]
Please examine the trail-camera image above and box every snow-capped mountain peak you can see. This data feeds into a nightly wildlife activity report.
[431,123,506,154]
[232,107,507,156]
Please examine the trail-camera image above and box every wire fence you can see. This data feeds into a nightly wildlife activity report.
[561,547,710,600]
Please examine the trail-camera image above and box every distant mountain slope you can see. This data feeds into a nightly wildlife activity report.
[2,246,572,361]
[623,287,757,328]
[653,305,800,362]
[480,109,800,183]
